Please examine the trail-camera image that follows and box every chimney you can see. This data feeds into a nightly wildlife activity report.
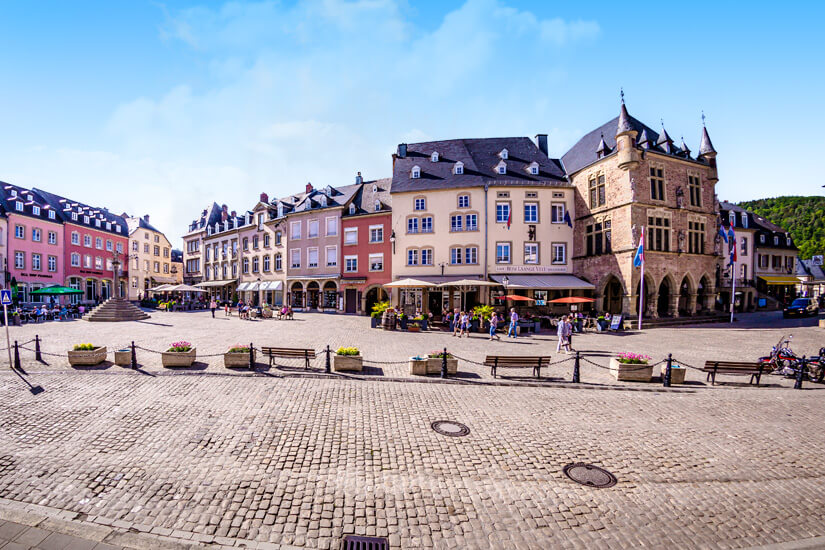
[355,172,363,184]
[398,143,407,158]
[143,214,149,222]
[536,134,548,156]
[260,192,269,203]
[221,204,228,222]
[306,182,313,194]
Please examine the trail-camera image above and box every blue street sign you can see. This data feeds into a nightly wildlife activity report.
[1,289,11,306]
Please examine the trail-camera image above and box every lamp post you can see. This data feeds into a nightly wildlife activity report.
[111,250,122,301]
[502,275,509,316]
[390,230,396,255]
[257,276,261,307]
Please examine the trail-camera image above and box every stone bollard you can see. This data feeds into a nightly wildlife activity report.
[441,347,448,379]
[573,352,581,383]
[664,353,672,387]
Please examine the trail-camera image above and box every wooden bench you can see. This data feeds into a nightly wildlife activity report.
[484,355,552,379]
[702,360,764,386]
[261,347,316,369]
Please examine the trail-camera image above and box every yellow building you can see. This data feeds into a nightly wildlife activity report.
[125,215,176,300]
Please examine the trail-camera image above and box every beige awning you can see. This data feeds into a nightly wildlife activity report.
[489,274,595,290]
[438,279,499,287]
[384,278,438,288]
[259,281,284,291]
[148,284,174,292]
[166,284,207,292]
[238,282,259,291]
[195,280,235,288]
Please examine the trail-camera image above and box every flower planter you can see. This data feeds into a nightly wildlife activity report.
[68,346,107,366]
[398,317,408,330]
[609,357,653,382]
[224,350,255,368]
[371,316,380,329]
[114,349,132,366]
[162,348,197,368]
[426,357,458,375]
[407,324,421,333]
[409,357,428,376]
[419,319,428,331]
[333,354,363,372]
[661,364,686,385]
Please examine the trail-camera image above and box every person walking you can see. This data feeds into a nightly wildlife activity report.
[563,314,574,353]
[556,316,568,353]
[507,308,519,338]
[489,312,501,341]
[459,311,470,338]
[453,309,462,337]
[209,298,217,318]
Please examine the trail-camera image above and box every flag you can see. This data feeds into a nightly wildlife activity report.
[634,227,645,268]
[563,210,572,228]
[718,224,728,244]
[506,209,511,230]
[727,224,737,266]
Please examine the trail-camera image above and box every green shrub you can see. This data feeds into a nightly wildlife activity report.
[472,305,494,321]
[336,347,360,356]
[72,343,97,351]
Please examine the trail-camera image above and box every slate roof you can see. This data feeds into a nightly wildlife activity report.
[32,187,128,235]
[344,178,392,217]
[392,137,567,194]
[188,203,222,233]
[0,182,59,224]
[798,259,825,281]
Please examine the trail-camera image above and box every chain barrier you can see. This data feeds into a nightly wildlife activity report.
[669,357,705,372]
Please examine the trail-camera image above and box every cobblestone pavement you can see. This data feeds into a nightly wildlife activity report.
[2,368,825,549]
[2,309,825,389]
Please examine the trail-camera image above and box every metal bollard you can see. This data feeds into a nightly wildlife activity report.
[130,341,137,369]
[325,345,331,374]
[664,353,672,387]
[35,335,42,362]
[573,351,581,383]
[249,342,254,370]
[794,356,805,390]
[441,347,448,379]
[13,341,20,370]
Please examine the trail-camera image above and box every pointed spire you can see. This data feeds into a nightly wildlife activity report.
[616,89,634,136]
[699,125,716,156]
[656,120,674,153]
[637,128,650,149]
[680,136,691,158]
[596,132,609,156]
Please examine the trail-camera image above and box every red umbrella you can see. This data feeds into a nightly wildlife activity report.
[549,297,595,304]
[494,294,535,302]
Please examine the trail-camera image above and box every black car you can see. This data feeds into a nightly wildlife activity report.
[783,298,819,318]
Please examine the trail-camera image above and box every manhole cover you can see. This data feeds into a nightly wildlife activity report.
[431,420,470,437]
[562,463,617,488]
[341,535,389,549]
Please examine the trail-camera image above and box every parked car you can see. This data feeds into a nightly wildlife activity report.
[783,298,819,318]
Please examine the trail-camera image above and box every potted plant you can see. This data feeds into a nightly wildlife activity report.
[398,313,408,330]
[473,305,493,332]
[409,355,428,375]
[427,350,458,374]
[662,363,687,384]
[609,352,653,382]
[68,343,107,366]
[415,314,428,331]
[407,317,421,332]
[371,301,390,328]
[224,344,254,368]
[333,346,363,372]
[162,340,197,367]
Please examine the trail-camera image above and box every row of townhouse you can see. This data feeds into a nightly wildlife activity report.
[182,98,802,318]
[0,182,181,304]
[182,175,392,314]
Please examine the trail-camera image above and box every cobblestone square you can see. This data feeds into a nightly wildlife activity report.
[1,311,825,548]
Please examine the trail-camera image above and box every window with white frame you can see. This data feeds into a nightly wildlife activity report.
[84,255,92,268]
[774,235,779,245]
[349,203,356,215]
[15,202,22,212]
[308,219,319,238]
[454,162,464,175]
[528,162,539,175]
[407,249,418,266]
[496,202,510,223]
[83,216,89,223]
[450,247,462,264]
[496,242,511,263]
[369,253,383,272]
[242,258,249,274]
[524,203,538,223]
[374,200,381,212]
[71,212,78,221]
[326,216,338,236]
[32,228,41,242]
[524,243,539,264]
[96,257,103,269]
[72,232,80,245]
[48,210,55,220]
[421,248,433,265]
[275,231,282,245]
[95,219,101,228]
[275,253,282,271]
[307,248,319,268]
[411,165,421,179]
[48,231,57,245]
[48,255,56,272]
[407,217,419,234]
[326,246,337,267]
[421,216,433,233]
[450,215,463,232]
[290,221,301,240]
[552,243,566,264]
[496,161,507,174]
[458,195,470,208]
[95,237,102,249]
[32,205,40,215]
[263,255,270,271]
[252,256,260,272]
[106,240,113,251]
[290,249,301,268]
[116,242,123,253]
[14,225,24,239]
[344,227,358,245]
[499,148,508,159]
[551,203,565,223]
[369,225,383,243]
[71,253,80,267]
[344,255,358,273]
[465,246,478,264]
[465,214,478,231]
[414,197,426,211]
[431,152,439,162]
[14,251,24,269]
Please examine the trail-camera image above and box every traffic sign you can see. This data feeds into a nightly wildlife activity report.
[0,290,11,306]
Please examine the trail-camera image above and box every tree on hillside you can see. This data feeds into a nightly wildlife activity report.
[738,196,825,259]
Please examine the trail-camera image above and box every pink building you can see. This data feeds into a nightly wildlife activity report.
[1,183,65,303]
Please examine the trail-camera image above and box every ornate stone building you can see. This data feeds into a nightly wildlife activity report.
[563,100,720,317]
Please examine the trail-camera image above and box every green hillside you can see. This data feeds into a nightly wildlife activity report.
[738,196,825,259]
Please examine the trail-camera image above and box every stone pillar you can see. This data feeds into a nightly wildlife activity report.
[649,292,659,318]
[621,293,632,316]
[687,292,698,316]
[669,292,680,317]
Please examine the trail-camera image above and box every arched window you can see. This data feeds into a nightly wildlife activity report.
[431,152,439,162]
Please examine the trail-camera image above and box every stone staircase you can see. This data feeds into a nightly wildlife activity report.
[640,314,731,329]
[84,298,150,322]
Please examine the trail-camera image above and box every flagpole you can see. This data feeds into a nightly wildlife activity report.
[638,258,644,330]
[730,258,736,323]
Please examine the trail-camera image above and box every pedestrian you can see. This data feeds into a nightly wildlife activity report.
[489,312,501,341]
[556,316,567,353]
[453,309,462,337]
[508,308,519,338]
[563,314,574,353]
[225,302,231,316]
[209,298,217,318]
[459,311,469,338]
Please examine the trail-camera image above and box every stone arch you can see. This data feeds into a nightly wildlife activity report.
[657,274,677,317]
[322,280,338,310]
[364,284,388,314]
[306,281,321,309]
[290,281,305,308]
[634,273,657,317]
[678,274,694,316]
[598,274,625,315]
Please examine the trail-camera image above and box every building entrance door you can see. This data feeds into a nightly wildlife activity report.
[345,289,357,314]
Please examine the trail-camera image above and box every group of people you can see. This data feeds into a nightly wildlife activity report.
[208,299,293,320]
[555,315,576,353]
[442,308,522,340]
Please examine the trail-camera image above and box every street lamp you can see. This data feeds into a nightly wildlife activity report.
[390,230,396,254]
[257,277,261,306]
[502,275,509,314]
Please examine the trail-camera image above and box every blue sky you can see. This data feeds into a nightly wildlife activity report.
[0,0,822,238]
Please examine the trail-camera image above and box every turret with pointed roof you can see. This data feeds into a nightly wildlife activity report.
[699,125,716,158]
[615,96,640,170]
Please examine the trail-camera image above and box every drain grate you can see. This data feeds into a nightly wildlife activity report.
[431,420,470,437]
[341,535,389,549]
[563,463,617,488]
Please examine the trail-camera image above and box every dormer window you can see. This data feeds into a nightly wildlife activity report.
[84,216,90,224]
[786,236,791,246]
[372,184,378,193]
[95,219,101,227]
[454,161,464,175]
[374,200,381,212]
[215,223,220,233]
[48,210,55,220]
[9,190,16,198]
[106,222,111,230]
[774,236,779,246]
[15,201,22,212]
[207,226,213,235]
[71,213,78,221]
[527,162,539,175]
[499,148,508,160]
[319,195,327,207]
[349,203,356,215]
[431,152,439,163]
[277,204,284,218]
[411,165,421,179]
[495,160,507,175]
[742,215,748,229]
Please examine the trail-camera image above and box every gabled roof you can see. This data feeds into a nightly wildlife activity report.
[288,183,361,214]
[344,178,392,217]
[32,187,128,235]
[561,115,660,176]
[0,181,57,224]
[188,203,222,232]
[392,137,566,194]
